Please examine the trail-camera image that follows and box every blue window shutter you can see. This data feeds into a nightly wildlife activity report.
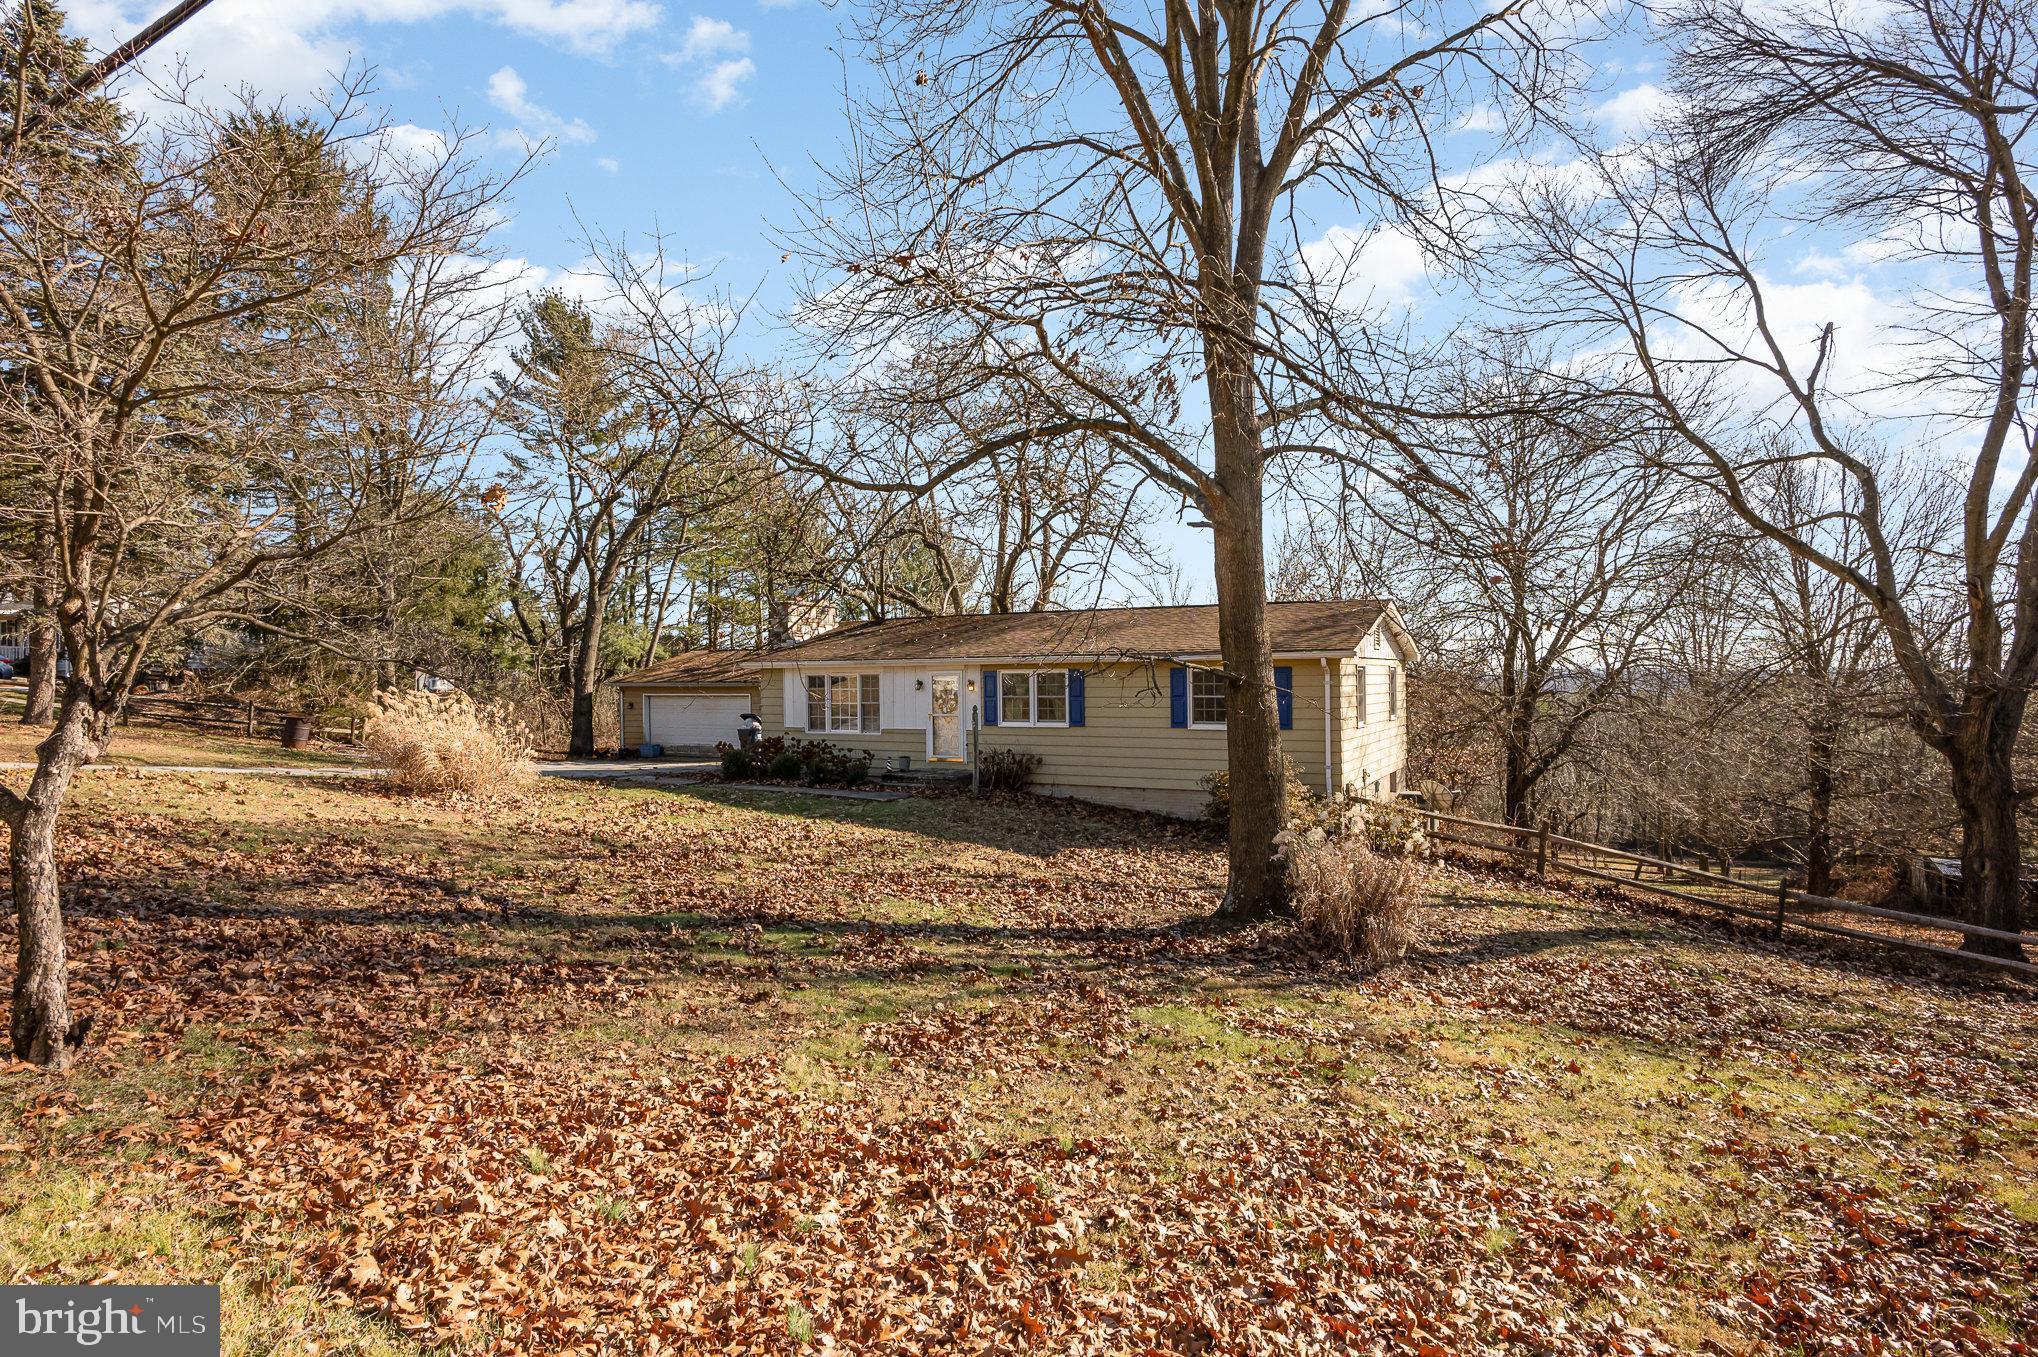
[982,669,998,725]
[1068,669,1085,726]
[1274,666,1294,729]
[1169,667,1188,727]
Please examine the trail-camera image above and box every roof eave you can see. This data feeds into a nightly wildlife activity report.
[757,648,1360,668]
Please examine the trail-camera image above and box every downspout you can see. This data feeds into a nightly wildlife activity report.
[617,690,626,755]
[1321,657,1334,796]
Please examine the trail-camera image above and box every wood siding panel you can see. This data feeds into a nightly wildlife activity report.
[754,657,1403,799]
[757,667,925,761]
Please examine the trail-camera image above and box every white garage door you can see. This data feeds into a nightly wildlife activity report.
[643,693,749,752]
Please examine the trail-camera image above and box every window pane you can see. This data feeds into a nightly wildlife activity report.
[829,674,858,731]
[1387,667,1399,715]
[1034,670,1066,724]
[805,676,826,731]
[1191,669,1226,726]
[1000,672,1032,723]
[859,674,881,732]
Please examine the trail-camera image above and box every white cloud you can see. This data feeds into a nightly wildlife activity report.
[1662,271,1963,427]
[373,121,451,168]
[1453,102,1502,135]
[1295,223,1429,316]
[693,57,754,111]
[478,0,663,55]
[487,65,597,145]
[596,155,620,174]
[1596,83,1673,139]
[676,14,749,62]
[65,0,662,114]
[661,15,755,111]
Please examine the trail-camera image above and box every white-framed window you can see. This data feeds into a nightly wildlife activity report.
[804,673,881,733]
[1387,666,1399,717]
[1356,665,1368,723]
[998,669,1069,727]
[859,673,881,731]
[1190,667,1226,728]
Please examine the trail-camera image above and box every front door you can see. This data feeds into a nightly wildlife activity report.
[929,674,963,760]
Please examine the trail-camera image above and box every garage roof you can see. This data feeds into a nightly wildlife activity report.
[614,648,761,688]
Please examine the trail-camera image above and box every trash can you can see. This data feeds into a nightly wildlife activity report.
[738,712,763,753]
[281,715,313,749]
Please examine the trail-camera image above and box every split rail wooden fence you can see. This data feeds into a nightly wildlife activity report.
[1416,806,2038,980]
[121,693,363,745]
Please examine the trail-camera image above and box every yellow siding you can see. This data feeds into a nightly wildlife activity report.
[757,659,1352,807]
[978,662,1334,795]
[1334,634,1408,796]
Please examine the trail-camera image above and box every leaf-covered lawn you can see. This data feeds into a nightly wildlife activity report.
[2,771,2033,1355]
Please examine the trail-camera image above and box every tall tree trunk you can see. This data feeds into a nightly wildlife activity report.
[1803,709,1837,898]
[1501,703,1535,828]
[568,594,606,758]
[20,617,55,725]
[6,702,99,1068]
[1208,363,1287,920]
[1947,725,2026,960]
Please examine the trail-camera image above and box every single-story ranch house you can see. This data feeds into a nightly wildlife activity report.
[618,600,1412,818]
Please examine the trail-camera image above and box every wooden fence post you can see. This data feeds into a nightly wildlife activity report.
[245,699,256,737]
[1774,879,1789,941]
[1536,823,1551,879]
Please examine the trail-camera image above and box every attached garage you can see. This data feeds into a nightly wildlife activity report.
[615,649,761,755]
[642,692,749,752]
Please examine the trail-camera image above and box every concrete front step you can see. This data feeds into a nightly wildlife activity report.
[879,765,972,787]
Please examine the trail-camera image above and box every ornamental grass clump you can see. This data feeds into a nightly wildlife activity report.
[364,690,535,798]
[1283,832,1422,967]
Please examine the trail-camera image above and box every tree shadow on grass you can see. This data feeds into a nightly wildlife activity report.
[652,781,1227,863]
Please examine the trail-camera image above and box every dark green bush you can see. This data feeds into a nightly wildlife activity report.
[719,748,753,780]
[768,751,805,780]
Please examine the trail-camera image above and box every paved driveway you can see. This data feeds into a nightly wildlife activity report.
[0,757,721,779]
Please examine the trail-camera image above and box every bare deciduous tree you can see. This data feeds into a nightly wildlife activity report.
[1514,0,2038,956]
[0,74,515,1066]
[1298,357,1695,825]
[784,0,1558,915]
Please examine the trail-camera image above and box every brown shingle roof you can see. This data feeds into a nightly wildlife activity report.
[615,648,763,688]
[761,601,1391,665]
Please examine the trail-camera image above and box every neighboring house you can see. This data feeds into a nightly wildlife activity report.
[0,597,30,665]
[617,648,765,753]
[750,600,1413,817]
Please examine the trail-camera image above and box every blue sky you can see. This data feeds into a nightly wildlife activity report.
[61,2,1952,607]
[69,0,859,318]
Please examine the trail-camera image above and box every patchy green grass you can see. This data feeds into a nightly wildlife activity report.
[0,1170,422,1357]
[2,769,2032,1354]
